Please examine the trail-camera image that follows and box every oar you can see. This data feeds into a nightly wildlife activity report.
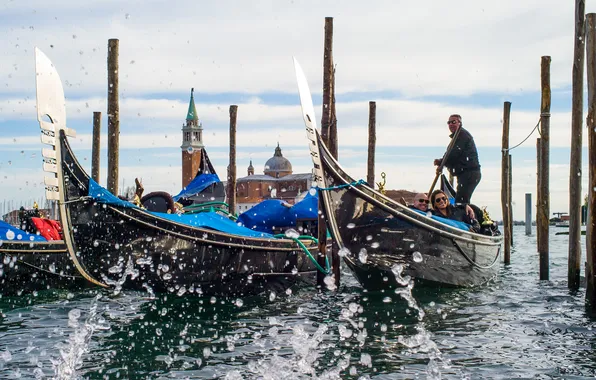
[427,126,462,196]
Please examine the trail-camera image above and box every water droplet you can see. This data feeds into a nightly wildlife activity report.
[371,242,380,248]
[358,248,367,263]
[338,247,350,257]
[347,223,356,229]
[284,229,300,239]
[125,13,131,19]
[412,251,423,263]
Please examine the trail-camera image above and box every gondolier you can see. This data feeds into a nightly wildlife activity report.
[433,114,481,204]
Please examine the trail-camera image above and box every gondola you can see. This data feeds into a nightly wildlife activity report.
[0,239,92,295]
[33,48,328,297]
[0,215,93,295]
[293,58,502,289]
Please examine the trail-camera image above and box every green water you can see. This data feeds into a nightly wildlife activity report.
[0,226,595,379]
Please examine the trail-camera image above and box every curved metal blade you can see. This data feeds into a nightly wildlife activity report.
[35,48,66,131]
[293,57,325,188]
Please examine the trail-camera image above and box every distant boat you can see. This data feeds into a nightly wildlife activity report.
[555,229,586,236]
[555,221,570,228]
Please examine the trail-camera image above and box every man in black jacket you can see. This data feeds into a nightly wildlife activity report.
[433,114,481,204]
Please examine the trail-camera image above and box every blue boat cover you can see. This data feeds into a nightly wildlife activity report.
[237,189,319,233]
[172,173,220,201]
[88,179,271,238]
[0,220,47,242]
[410,209,471,231]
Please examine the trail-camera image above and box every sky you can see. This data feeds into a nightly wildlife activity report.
[0,0,594,221]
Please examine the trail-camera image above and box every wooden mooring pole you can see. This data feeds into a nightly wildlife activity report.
[536,138,542,248]
[227,105,238,216]
[92,112,101,183]
[107,38,120,195]
[509,154,513,245]
[367,101,376,187]
[569,0,586,291]
[501,101,512,264]
[319,16,336,288]
[525,193,532,236]
[585,13,596,309]
[538,56,551,281]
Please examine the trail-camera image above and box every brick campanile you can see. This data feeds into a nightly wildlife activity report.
[181,88,204,188]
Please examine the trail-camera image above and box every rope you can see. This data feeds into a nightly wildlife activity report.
[273,234,330,274]
[504,118,541,153]
[318,179,366,191]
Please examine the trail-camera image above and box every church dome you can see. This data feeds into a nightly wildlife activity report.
[264,144,292,175]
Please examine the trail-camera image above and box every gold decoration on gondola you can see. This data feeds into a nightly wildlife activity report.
[481,207,494,226]
[376,172,387,195]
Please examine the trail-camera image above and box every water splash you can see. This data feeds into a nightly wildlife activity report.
[52,295,110,378]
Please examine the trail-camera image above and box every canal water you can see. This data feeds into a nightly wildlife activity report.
[0,226,594,379]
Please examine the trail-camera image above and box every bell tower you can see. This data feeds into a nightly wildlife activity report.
[181,88,204,188]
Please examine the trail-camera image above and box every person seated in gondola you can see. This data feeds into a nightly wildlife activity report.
[430,189,480,232]
[408,192,430,212]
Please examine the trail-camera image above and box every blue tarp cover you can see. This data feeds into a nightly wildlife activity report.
[88,179,271,238]
[0,220,47,242]
[172,173,220,201]
[237,189,319,234]
[410,209,471,231]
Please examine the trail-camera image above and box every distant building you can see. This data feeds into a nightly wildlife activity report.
[180,88,205,188]
[235,144,313,214]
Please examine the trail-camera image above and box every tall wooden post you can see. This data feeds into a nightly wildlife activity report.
[538,56,551,281]
[228,105,238,216]
[316,16,337,288]
[509,154,513,245]
[536,137,542,248]
[569,0,586,290]
[92,112,101,183]
[329,66,338,159]
[106,39,120,195]
[321,17,334,144]
[501,101,512,264]
[525,193,532,236]
[585,13,596,309]
[367,101,376,187]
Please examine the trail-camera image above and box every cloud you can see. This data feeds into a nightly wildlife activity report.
[0,0,587,98]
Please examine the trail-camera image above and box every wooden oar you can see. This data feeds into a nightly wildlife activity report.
[427,126,462,196]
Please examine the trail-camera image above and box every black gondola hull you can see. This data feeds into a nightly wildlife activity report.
[316,132,502,289]
[59,131,321,296]
[0,241,91,295]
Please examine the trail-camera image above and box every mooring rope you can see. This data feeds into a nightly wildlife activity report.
[318,179,367,191]
[503,114,550,152]
[504,113,549,153]
[273,234,330,274]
